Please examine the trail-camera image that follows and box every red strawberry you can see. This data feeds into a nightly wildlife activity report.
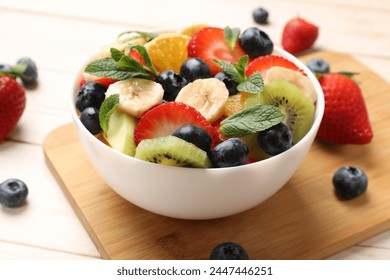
[281,17,319,54]
[317,73,373,144]
[187,27,246,75]
[245,55,304,77]
[134,102,221,147]
[0,76,26,141]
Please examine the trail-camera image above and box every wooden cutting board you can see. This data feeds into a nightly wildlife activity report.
[43,51,390,260]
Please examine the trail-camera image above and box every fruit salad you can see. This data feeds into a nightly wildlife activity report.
[75,25,317,168]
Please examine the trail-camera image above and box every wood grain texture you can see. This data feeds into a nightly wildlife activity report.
[43,52,390,260]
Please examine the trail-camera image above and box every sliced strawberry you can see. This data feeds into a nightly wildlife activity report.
[187,27,246,75]
[245,55,304,78]
[134,102,221,147]
[93,77,117,88]
[128,49,145,65]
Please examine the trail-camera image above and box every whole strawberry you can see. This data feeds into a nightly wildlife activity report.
[317,73,373,144]
[281,17,318,54]
[0,75,26,141]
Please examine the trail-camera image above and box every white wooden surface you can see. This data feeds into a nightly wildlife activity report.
[1,0,390,259]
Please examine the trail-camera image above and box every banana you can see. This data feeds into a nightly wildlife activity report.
[105,78,164,118]
[175,78,229,122]
[265,66,317,103]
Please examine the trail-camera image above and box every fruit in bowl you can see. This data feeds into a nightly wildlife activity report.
[70,25,324,219]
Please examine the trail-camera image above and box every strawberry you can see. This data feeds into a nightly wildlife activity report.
[187,27,246,75]
[134,102,221,147]
[0,75,26,141]
[281,17,319,55]
[245,54,304,77]
[317,73,373,144]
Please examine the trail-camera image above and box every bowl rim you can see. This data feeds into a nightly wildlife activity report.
[70,44,325,172]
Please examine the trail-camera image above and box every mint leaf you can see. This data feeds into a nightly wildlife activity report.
[237,72,264,94]
[224,26,240,51]
[99,94,120,133]
[111,48,125,62]
[220,105,285,137]
[127,45,159,76]
[117,30,158,43]
[84,58,135,80]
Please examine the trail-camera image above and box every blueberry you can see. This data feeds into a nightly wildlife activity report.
[306,58,330,74]
[172,125,212,153]
[210,242,249,260]
[333,166,368,199]
[180,58,212,82]
[0,63,12,73]
[156,70,188,101]
[239,27,273,59]
[214,72,238,95]
[80,107,102,135]
[258,123,292,156]
[17,57,38,87]
[252,7,269,24]
[210,138,249,168]
[0,179,28,208]
[76,81,106,112]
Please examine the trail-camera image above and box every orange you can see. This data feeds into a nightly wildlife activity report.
[223,92,252,116]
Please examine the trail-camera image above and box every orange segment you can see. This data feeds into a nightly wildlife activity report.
[145,33,190,73]
[223,92,252,116]
[179,24,208,37]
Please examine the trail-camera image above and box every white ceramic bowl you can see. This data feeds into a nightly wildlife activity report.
[70,46,324,220]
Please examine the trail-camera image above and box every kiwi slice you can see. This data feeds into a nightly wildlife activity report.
[134,135,212,168]
[105,108,137,156]
[245,79,315,144]
[241,133,271,161]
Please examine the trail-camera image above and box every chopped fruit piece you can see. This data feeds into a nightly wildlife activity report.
[317,73,373,144]
[134,135,212,168]
[239,27,273,59]
[156,70,188,101]
[281,17,319,54]
[179,23,208,37]
[80,107,102,135]
[180,58,211,82]
[175,78,229,122]
[145,33,191,73]
[258,122,292,155]
[333,166,368,199]
[223,92,252,116]
[210,138,249,168]
[187,27,246,75]
[245,55,303,78]
[134,102,221,147]
[172,124,212,153]
[265,66,316,103]
[214,71,238,95]
[105,78,164,118]
[76,81,106,112]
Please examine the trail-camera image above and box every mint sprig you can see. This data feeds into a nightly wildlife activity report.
[220,105,285,137]
[84,46,158,80]
[224,26,240,51]
[99,94,120,133]
[116,30,158,44]
[214,55,264,94]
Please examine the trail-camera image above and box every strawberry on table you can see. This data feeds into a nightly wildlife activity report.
[187,27,246,75]
[281,17,319,55]
[317,73,373,144]
[134,102,221,147]
[0,75,26,141]
[245,54,304,77]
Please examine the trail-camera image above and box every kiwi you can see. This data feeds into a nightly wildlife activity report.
[245,79,315,144]
[104,108,137,156]
[134,135,212,168]
[241,133,271,161]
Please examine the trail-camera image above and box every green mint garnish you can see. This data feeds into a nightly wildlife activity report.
[214,55,264,94]
[224,26,240,51]
[84,46,158,81]
[220,104,285,137]
[116,30,158,44]
[99,94,120,133]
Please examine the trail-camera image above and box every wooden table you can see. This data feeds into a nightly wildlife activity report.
[1,0,390,260]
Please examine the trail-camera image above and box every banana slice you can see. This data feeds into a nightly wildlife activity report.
[265,66,317,103]
[175,78,229,122]
[105,78,163,118]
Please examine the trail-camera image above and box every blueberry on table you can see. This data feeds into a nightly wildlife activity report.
[214,72,238,95]
[76,81,107,112]
[80,107,102,135]
[258,122,292,156]
[210,242,249,260]
[306,58,330,74]
[156,70,188,101]
[239,27,273,59]
[252,7,269,24]
[16,57,38,87]
[210,138,249,168]
[333,166,368,199]
[180,58,212,82]
[0,179,28,208]
[172,124,212,153]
